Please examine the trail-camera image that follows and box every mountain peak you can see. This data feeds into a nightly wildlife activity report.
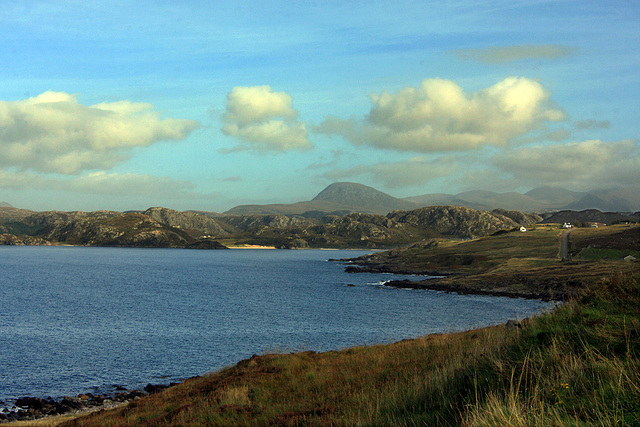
[312,182,417,213]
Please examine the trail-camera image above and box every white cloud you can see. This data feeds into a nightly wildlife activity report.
[315,77,565,152]
[493,139,640,189]
[0,91,199,174]
[453,44,576,63]
[221,85,311,152]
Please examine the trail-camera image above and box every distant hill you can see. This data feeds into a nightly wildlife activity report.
[524,187,585,205]
[225,182,418,216]
[0,202,15,208]
[541,209,639,226]
[406,186,640,212]
[565,187,640,212]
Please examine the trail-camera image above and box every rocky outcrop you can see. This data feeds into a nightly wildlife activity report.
[143,207,231,237]
[225,214,309,231]
[0,234,51,245]
[314,213,408,242]
[0,383,181,423]
[26,212,194,248]
[388,206,518,239]
[492,208,542,226]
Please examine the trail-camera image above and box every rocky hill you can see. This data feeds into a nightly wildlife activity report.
[0,203,568,249]
[143,207,232,237]
[387,206,520,239]
[0,209,231,249]
[491,209,542,226]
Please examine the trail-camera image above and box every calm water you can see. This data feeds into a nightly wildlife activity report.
[0,246,552,402]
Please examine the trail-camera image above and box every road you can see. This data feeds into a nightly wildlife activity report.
[560,229,573,261]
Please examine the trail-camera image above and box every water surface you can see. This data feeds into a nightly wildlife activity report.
[0,246,552,401]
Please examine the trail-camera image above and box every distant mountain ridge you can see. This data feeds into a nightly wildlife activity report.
[225,182,640,216]
[225,182,416,216]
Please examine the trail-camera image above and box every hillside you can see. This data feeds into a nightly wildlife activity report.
[1,204,538,250]
[143,207,233,237]
[387,206,519,239]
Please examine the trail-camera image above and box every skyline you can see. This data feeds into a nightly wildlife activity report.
[1,1,638,212]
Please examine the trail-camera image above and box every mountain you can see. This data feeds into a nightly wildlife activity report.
[0,202,14,208]
[406,186,640,212]
[226,182,418,216]
[565,187,640,212]
[312,182,417,212]
[524,187,586,205]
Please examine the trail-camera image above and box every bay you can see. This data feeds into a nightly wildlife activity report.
[0,246,552,402]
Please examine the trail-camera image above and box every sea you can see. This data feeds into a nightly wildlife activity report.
[0,246,554,403]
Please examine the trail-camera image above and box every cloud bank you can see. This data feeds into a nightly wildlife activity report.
[0,91,199,174]
[315,77,565,152]
[222,85,311,152]
[0,170,197,197]
[493,139,640,189]
[453,44,576,63]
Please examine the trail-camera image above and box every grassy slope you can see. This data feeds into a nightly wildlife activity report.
[356,225,639,300]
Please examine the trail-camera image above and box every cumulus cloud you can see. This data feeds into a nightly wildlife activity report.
[314,77,565,152]
[322,156,460,189]
[221,85,311,152]
[453,44,576,63]
[493,139,640,189]
[0,91,199,174]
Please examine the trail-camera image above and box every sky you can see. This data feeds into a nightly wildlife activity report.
[1,0,639,212]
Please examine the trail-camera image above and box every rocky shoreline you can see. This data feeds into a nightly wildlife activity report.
[342,261,580,301]
[0,381,186,423]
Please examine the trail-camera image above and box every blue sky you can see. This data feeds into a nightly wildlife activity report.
[1,0,638,212]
